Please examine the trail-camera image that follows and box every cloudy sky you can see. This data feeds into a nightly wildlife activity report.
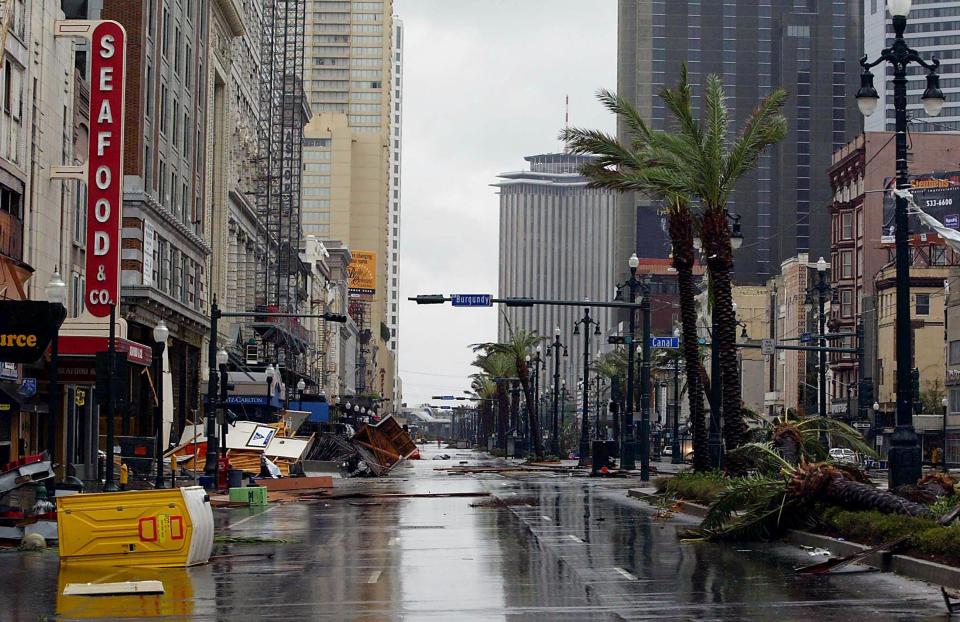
[395,0,617,407]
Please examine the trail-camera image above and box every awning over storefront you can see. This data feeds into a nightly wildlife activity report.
[58,336,153,366]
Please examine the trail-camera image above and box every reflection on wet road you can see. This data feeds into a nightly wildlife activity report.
[1,446,950,620]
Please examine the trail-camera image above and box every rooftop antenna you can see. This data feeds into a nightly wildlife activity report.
[563,94,569,153]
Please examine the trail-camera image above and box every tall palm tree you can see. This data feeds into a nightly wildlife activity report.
[558,85,703,471]
[473,324,547,459]
[471,351,513,450]
[562,67,786,469]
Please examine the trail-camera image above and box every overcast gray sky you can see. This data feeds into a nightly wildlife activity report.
[395,0,617,407]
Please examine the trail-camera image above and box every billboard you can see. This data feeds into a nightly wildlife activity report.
[882,171,960,244]
[348,251,377,297]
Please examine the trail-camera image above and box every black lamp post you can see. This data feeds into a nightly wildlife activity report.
[573,306,601,467]
[152,320,169,489]
[265,363,276,413]
[943,396,949,472]
[560,382,569,455]
[671,326,683,464]
[545,327,567,457]
[217,347,229,465]
[856,0,944,488]
[594,352,604,440]
[616,253,643,471]
[804,257,831,421]
[45,271,66,477]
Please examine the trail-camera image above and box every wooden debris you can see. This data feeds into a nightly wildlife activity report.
[63,581,164,596]
[325,491,490,501]
[258,476,334,492]
[941,586,960,613]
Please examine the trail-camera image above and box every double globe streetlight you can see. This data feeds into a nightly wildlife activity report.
[855,0,944,489]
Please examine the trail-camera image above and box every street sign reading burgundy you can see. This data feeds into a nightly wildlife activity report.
[882,171,960,243]
[85,21,126,316]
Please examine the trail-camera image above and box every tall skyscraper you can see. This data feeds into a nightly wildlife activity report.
[617,0,863,283]
[495,153,617,392]
[864,0,960,132]
[302,1,399,407]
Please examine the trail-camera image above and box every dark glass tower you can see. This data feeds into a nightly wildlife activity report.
[617,0,863,283]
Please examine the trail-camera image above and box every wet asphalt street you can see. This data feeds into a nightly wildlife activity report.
[2,445,952,621]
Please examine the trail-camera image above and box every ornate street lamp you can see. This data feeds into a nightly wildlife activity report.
[45,271,66,475]
[856,0,943,488]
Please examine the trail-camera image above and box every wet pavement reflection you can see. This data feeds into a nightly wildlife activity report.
[0,446,951,620]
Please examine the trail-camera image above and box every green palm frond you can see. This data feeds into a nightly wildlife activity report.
[701,75,729,208]
[795,417,877,458]
[726,441,793,474]
[699,474,789,540]
[724,88,788,184]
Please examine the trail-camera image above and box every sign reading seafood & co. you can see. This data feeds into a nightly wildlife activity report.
[53,20,127,317]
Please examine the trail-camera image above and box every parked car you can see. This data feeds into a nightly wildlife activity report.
[828,447,859,465]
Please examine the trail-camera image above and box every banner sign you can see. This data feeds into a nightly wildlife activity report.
[85,21,126,316]
[348,250,377,296]
[883,171,960,243]
[0,301,66,364]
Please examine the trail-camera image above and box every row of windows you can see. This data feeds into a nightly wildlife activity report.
[302,211,330,224]
[353,36,383,45]
[349,115,381,124]
[304,175,331,185]
[354,13,381,21]
[349,103,380,112]
[352,91,380,101]
[303,224,330,235]
[353,2,383,10]
[352,80,381,89]
[312,103,346,112]
[304,187,330,196]
[353,24,383,33]
[352,47,383,58]
[151,234,203,310]
[304,162,331,172]
[303,199,330,209]
[351,57,381,67]
[314,35,349,43]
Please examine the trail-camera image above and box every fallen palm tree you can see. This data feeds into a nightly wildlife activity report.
[697,447,932,541]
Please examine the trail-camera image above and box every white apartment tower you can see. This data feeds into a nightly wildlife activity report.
[388,17,402,355]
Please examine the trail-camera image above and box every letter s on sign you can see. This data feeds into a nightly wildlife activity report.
[100,34,115,58]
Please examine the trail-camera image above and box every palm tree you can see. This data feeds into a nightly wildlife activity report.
[473,324,547,459]
[562,67,786,469]
[471,351,514,450]
[592,350,626,448]
[469,374,497,447]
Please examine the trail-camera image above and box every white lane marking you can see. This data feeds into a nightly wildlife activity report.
[567,535,584,543]
[541,515,552,521]
[328,533,344,546]
[614,567,639,581]
[227,505,279,530]
[367,570,382,584]
[388,537,397,546]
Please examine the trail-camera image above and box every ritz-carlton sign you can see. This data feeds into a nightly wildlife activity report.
[53,20,127,317]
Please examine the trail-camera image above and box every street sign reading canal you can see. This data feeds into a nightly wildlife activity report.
[761,339,775,355]
[649,336,679,349]
[451,294,492,307]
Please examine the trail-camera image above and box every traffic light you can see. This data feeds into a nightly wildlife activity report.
[324,313,348,323]
[607,335,625,345]
[413,295,446,305]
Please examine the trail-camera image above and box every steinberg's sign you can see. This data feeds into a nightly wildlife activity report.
[52,20,127,317]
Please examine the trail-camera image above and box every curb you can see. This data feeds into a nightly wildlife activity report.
[628,489,960,590]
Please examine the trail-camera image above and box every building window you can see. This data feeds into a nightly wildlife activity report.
[950,340,960,365]
[841,289,853,317]
[951,388,960,415]
[841,212,852,240]
[916,293,930,315]
[161,6,170,57]
[841,251,852,279]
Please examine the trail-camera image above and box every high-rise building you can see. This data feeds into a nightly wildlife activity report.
[494,153,617,392]
[302,1,399,411]
[863,0,960,132]
[617,0,863,283]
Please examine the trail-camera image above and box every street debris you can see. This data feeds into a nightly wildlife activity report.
[351,416,418,476]
[324,490,490,501]
[63,580,164,596]
[0,453,58,542]
[214,535,291,544]
[795,535,910,575]
[941,586,960,613]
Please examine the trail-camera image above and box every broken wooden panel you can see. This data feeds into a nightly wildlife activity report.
[351,416,417,476]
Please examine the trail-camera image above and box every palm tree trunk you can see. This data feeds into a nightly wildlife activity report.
[703,207,748,471]
[517,360,544,459]
[669,208,709,472]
